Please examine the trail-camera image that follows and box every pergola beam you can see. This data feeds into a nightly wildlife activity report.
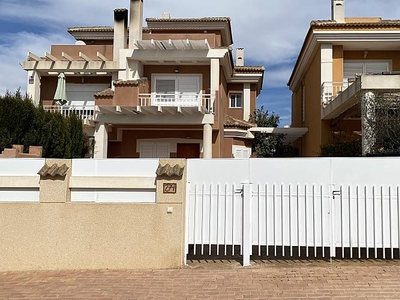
[45,52,58,61]
[79,52,91,62]
[62,52,74,61]
[28,52,42,61]
[96,52,108,61]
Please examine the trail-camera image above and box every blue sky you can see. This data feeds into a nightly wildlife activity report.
[1,0,400,126]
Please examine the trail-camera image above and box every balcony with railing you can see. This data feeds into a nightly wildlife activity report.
[321,74,400,120]
[43,105,96,121]
[138,93,214,112]
[321,78,363,120]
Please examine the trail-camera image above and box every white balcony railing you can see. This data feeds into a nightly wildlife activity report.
[43,105,96,120]
[321,81,351,106]
[139,93,214,113]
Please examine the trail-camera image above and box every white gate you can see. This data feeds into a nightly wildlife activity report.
[186,158,400,265]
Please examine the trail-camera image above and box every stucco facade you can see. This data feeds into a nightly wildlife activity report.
[21,0,264,159]
[289,0,400,156]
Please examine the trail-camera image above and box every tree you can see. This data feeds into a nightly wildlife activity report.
[0,90,86,158]
[249,106,299,157]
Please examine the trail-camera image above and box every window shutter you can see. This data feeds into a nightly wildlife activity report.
[343,62,363,81]
[155,143,170,158]
[365,62,389,74]
[140,143,155,158]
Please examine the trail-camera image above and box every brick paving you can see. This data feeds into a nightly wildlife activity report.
[1,260,400,299]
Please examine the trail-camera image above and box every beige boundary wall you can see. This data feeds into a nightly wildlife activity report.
[0,158,187,271]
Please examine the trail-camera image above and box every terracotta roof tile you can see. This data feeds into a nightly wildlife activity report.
[311,19,400,29]
[94,88,114,97]
[67,26,113,33]
[146,17,231,23]
[234,66,265,73]
[224,115,255,129]
[113,78,148,87]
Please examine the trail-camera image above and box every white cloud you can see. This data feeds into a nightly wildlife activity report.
[0,32,71,95]
[2,0,400,117]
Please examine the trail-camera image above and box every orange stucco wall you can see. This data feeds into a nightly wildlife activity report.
[292,47,323,156]
[107,126,206,158]
[51,45,113,61]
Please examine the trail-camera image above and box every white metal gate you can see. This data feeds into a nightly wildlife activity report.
[185,158,400,265]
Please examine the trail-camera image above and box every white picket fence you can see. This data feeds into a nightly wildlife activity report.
[186,158,400,265]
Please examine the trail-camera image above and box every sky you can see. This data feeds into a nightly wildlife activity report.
[1,0,400,126]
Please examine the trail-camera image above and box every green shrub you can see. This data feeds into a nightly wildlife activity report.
[0,91,86,158]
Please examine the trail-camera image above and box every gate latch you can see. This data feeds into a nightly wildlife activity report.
[332,190,341,197]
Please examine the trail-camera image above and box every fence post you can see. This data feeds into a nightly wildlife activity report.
[242,182,252,266]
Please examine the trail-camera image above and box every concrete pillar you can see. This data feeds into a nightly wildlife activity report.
[128,60,143,80]
[210,58,220,110]
[203,123,212,159]
[321,44,333,93]
[113,9,128,62]
[27,70,41,106]
[94,122,109,158]
[243,83,251,121]
[361,91,376,156]
[129,0,143,49]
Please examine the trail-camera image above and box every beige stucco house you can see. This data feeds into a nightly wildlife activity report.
[289,0,400,156]
[20,0,264,159]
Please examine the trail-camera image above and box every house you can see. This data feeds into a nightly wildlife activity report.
[20,0,264,159]
[288,0,400,156]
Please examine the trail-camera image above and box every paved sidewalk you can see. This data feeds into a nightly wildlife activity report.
[1,260,400,299]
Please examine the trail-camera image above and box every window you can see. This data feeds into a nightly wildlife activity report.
[139,142,170,158]
[230,94,242,108]
[152,75,201,106]
[344,61,390,82]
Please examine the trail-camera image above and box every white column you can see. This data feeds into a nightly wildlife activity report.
[210,58,220,110]
[94,122,109,158]
[128,60,143,80]
[321,44,333,103]
[203,123,212,159]
[27,70,41,106]
[361,91,375,156]
[243,83,251,121]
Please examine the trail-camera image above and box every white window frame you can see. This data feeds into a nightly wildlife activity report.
[139,142,170,158]
[229,93,242,108]
[343,60,391,82]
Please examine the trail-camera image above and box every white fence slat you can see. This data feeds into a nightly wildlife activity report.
[186,158,400,264]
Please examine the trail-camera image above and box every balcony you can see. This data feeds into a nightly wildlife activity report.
[138,93,214,113]
[321,81,352,106]
[96,92,214,115]
[43,105,96,121]
[321,74,400,120]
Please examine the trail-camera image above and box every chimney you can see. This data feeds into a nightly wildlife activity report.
[162,12,171,19]
[129,0,144,48]
[236,48,244,66]
[113,8,128,61]
[332,0,345,23]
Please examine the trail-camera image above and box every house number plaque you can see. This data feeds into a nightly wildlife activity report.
[163,183,177,194]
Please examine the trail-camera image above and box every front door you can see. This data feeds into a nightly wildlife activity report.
[177,143,200,158]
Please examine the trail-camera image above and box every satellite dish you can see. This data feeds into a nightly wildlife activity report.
[75,40,86,45]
